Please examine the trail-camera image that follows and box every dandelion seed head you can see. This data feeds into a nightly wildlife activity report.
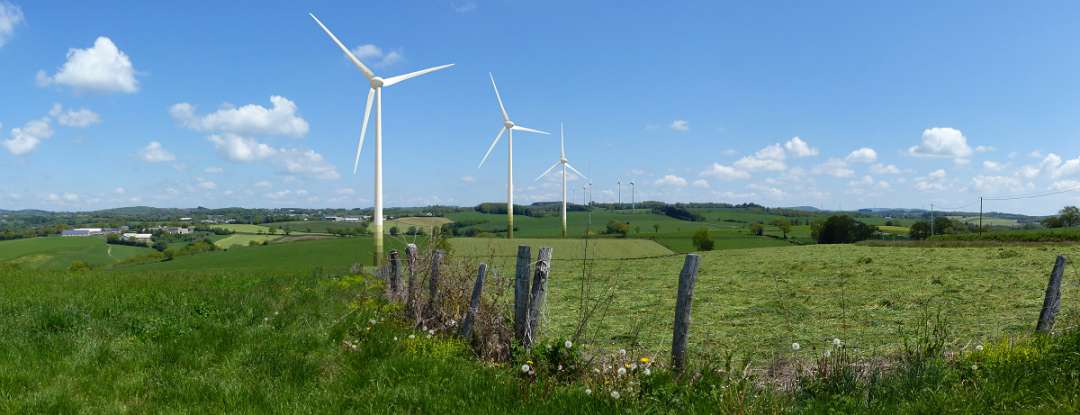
[975,344,984,352]
[610,390,620,399]
[792,342,801,351]
[643,368,651,376]
[585,388,592,395]
[521,364,531,373]
[617,367,627,376]
[565,340,573,349]
[833,338,842,347]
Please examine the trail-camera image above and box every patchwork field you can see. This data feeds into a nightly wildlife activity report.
[0,236,154,269]
[213,234,281,249]
[211,224,280,234]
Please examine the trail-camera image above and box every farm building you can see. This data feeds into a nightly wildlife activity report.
[122,233,153,242]
[60,228,120,237]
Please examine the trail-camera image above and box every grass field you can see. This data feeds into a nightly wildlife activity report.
[948,215,1020,227]
[0,236,154,269]
[211,224,279,234]
[449,237,674,260]
[386,216,453,230]
[877,225,911,235]
[214,234,281,249]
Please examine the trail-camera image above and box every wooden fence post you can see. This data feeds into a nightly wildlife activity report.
[427,250,445,317]
[460,263,487,338]
[387,250,401,299]
[525,247,553,348]
[1036,255,1067,334]
[405,244,418,312]
[514,245,532,344]
[671,254,701,375]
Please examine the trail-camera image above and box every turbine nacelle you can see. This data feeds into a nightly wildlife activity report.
[370,77,385,88]
[504,120,516,129]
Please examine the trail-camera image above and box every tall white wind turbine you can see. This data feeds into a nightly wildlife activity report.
[535,124,587,237]
[478,73,549,239]
[310,13,453,265]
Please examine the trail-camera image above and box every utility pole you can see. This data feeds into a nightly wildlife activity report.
[979,197,984,233]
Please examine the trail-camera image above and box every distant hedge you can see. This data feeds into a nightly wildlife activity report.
[932,227,1080,243]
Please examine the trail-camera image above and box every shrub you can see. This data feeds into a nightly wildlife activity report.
[691,228,714,251]
[605,220,629,237]
[814,215,877,244]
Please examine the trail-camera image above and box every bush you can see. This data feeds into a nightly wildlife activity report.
[814,215,877,244]
[605,220,629,237]
[691,228,714,251]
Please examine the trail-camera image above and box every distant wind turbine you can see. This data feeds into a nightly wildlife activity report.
[309,13,454,265]
[535,124,587,237]
[478,73,549,239]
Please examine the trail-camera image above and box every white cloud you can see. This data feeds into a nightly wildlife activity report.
[208,134,276,162]
[691,179,710,188]
[275,148,340,180]
[877,181,891,190]
[783,137,818,157]
[929,169,947,179]
[37,37,139,93]
[171,96,309,138]
[0,1,24,48]
[336,187,355,195]
[748,183,785,199]
[461,175,476,183]
[1052,156,1080,179]
[813,158,854,178]
[870,163,901,174]
[670,119,689,132]
[908,127,973,159]
[914,169,948,192]
[733,144,786,172]
[2,118,53,155]
[265,190,292,200]
[654,174,688,188]
[972,175,1024,193]
[982,160,1004,172]
[138,141,176,163]
[49,103,101,127]
[975,145,995,153]
[113,187,126,194]
[46,192,80,204]
[845,147,877,164]
[700,163,750,180]
[350,44,403,68]
[1051,180,1080,191]
[451,1,477,13]
[254,180,272,188]
[204,166,224,174]
[196,178,217,190]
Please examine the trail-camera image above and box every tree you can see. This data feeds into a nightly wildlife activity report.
[1043,215,1065,228]
[605,220,629,237]
[771,218,792,239]
[749,223,764,236]
[933,217,955,235]
[815,215,877,244]
[909,221,931,240]
[653,224,660,234]
[389,226,400,236]
[152,241,168,252]
[691,228,714,251]
[1059,206,1080,227]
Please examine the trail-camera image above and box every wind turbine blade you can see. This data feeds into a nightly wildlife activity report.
[478,127,507,168]
[383,64,455,87]
[535,161,561,182]
[489,73,509,122]
[560,123,565,157]
[352,88,375,174]
[566,163,588,180]
[309,13,376,80]
[511,125,550,135]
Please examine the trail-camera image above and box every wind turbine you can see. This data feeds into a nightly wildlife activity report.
[535,124,587,237]
[478,73,549,239]
[309,13,453,265]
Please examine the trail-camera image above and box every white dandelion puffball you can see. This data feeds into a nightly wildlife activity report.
[617,367,627,376]
[833,338,842,347]
[521,364,531,373]
[975,344,984,352]
[593,368,601,374]
[565,340,573,349]
[408,334,415,339]
[428,329,435,335]
[585,388,592,395]
[792,342,801,351]
[618,349,627,356]
[368,319,376,325]
[630,363,638,370]
[643,368,651,376]
[610,390,620,399]
[824,350,831,358]
[393,336,398,341]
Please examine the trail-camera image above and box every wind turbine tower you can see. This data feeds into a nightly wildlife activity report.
[535,124,587,237]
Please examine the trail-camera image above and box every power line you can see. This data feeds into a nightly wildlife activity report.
[983,185,1080,201]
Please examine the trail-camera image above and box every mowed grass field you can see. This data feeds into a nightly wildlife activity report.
[449,237,674,260]
[386,216,452,230]
[0,236,154,269]
[213,234,281,249]
[212,224,280,234]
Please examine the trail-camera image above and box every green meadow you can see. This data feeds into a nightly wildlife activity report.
[0,236,153,269]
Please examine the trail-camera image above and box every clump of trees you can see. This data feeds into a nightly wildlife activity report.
[692,228,714,251]
[1043,206,1080,228]
[812,215,877,244]
[770,218,792,239]
[654,205,705,222]
[605,220,629,237]
[749,223,764,236]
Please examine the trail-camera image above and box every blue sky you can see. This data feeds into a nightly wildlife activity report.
[3,1,1080,215]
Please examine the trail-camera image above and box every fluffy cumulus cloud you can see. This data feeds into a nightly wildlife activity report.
[783,137,818,157]
[972,175,1025,193]
[276,149,340,180]
[208,134,276,162]
[982,160,1005,172]
[813,158,854,178]
[206,134,338,180]
[846,147,877,164]
[171,96,309,138]
[700,162,750,180]
[691,179,710,188]
[654,174,688,188]
[350,44,403,68]
[138,141,176,163]
[49,104,101,127]
[908,127,973,159]
[735,144,786,172]
[0,1,24,48]
[37,37,139,93]
[2,118,53,155]
[669,119,689,132]
[870,163,900,175]
[914,169,948,191]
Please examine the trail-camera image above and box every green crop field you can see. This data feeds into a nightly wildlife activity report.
[386,216,453,230]
[214,234,281,249]
[267,220,364,234]
[0,236,154,269]
[449,237,674,260]
[211,224,280,234]
[947,215,1020,227]
[877,225,911,235]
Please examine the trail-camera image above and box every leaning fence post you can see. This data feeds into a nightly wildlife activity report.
[405,244,419,312]
[514,245,533,344]
[525,247,553,348]
[387,250,401,299]
[427,250,445,318]
[460,263,487,339]
[1036,255,1067,334]
[671,254,701,375]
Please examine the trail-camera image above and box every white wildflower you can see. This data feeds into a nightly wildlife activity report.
[792,342,801,351]
[408,334,415,339]
[643,368,651,376]
[832,338,842,347]
[565,340,573,349]
[617,367,627,376]
[618,349,627,356]
[585,388,592,395]
[824,350,831,358]
[368,319,377,325]
[428,329,435,335]
[593,368,601,374]
[630,363,638,370]
[521,364,531,373]
[610,390,620,400]
[975,344,984,352]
